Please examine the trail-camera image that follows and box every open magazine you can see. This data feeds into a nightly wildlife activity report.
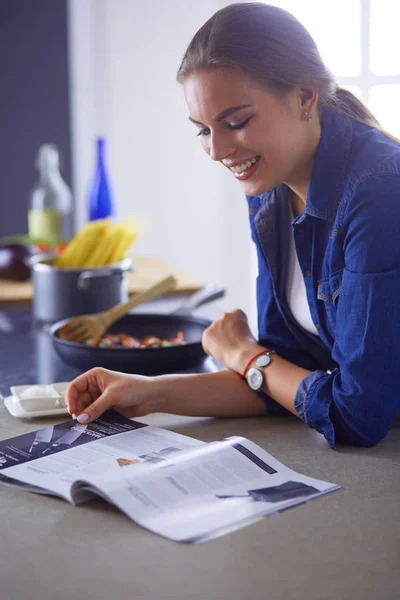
[0,411,339,543]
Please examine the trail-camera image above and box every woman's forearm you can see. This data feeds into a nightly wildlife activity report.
[199,312,314,418]
[231,346,313,416]
[151,369,269,417]
[149,352,312,419]
[257,354,312,414]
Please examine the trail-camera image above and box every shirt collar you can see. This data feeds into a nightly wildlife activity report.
[305,107,353,221]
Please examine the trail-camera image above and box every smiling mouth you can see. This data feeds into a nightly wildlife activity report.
[228,156,260,174]
[227,156,261,181]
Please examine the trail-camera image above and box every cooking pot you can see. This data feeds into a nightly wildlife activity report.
[31,255,133,322]
[49,284,225,375]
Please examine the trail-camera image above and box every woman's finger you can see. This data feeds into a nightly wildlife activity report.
[65,368,105,415]
[75,389,116,424]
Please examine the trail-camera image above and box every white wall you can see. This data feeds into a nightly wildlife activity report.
[68,0,258,330]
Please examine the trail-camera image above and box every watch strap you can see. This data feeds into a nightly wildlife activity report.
[240,349,273,380]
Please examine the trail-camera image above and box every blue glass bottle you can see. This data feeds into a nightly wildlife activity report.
[88,138,115,221]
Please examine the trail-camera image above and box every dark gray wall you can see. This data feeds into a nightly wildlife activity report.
[0,0,72,238]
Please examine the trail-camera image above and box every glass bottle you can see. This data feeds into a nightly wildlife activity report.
[88,137,115,221]
[28,144,73,243]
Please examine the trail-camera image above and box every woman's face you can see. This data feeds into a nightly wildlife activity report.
[183,68,316,197]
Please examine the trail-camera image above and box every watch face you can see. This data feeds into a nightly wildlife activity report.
[247,368,263,391]
[256,354,272,368]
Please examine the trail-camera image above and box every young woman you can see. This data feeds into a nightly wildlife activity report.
[66,3,400,448]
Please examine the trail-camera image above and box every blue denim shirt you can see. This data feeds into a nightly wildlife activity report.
[247,107,400,449]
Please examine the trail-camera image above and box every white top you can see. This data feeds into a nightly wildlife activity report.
[286,207,319,336]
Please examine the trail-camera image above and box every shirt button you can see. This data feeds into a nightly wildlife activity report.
[305,269,311,277]
[316,324,321,331]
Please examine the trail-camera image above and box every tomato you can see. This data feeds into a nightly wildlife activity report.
[35,242,50,252]
[53,243,67,255]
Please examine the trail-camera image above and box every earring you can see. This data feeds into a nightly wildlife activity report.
[303,110,313,122]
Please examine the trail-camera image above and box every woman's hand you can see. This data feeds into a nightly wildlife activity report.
[65,368,156,424]
[202,309,263,373]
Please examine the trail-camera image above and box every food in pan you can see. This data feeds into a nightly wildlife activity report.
[80,331,186,349]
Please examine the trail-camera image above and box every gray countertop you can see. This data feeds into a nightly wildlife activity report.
[0,303,399,600]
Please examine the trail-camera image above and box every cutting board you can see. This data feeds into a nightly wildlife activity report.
[0,255,203,302]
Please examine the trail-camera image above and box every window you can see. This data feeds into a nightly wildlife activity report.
[265,0,400,137]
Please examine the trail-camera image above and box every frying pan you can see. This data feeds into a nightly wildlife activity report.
[49,284,225,375]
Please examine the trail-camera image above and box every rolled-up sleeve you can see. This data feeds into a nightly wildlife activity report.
[294,370,336,448]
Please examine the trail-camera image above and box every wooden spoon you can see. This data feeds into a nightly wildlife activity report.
[57,274,177,344]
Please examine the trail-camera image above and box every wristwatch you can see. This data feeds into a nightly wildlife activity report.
[246,351,275,391]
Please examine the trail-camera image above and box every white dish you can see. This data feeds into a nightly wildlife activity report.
[3,395,70,419]
[10,382,69,412]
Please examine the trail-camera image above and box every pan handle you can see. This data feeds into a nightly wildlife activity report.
[171,284,225,316]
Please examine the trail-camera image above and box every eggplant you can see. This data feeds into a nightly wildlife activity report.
[0,244,31,281]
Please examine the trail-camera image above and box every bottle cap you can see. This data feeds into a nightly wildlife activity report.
[36,144,60,172]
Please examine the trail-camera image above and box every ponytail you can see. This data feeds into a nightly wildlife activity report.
[327,87,399,144]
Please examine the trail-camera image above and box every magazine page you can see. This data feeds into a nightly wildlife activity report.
[72,436,340,543]
[0,410,205,502]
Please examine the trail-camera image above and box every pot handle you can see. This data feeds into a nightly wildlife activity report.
[171,284,225,316]
[77,262,135,291]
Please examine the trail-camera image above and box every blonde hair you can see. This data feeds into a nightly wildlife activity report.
[177,2,399,144]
